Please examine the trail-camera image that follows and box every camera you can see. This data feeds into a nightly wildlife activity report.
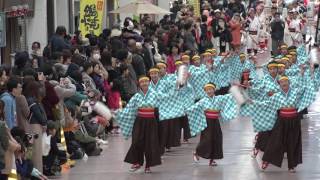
[11,128,39,148]
[26,133,39,141]
[80,106,89,113]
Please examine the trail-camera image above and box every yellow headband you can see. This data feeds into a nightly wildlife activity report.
[149,68,160,73]
[181,55,190,60]
[278,76,289,81]
[267,63,278,68]
[288,49,296,52]
[205,49,216,54]
[139,76,150,83]
[175,61,183,65]
[239,53,246,58]
[280,45,288,49]
[202,52,212,56]
[207,48,216,53]
[204,84,216,90]
[157,62,167,68]
[192,55,201,61]
[278,64,286,68]
[281,57,290,61]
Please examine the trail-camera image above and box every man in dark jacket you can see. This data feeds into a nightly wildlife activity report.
[271,12,285,56]
[142,38,156,71]
[50,26,71,54]
[127,39,146,77]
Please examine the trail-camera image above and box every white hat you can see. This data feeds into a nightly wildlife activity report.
[110,29,122,37]
[214,9,221,13]
[81,38,90,46]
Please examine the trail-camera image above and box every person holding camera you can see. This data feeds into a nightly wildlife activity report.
[24,81,47,173]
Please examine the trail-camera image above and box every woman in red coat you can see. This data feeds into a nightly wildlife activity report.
[229,13,242,48]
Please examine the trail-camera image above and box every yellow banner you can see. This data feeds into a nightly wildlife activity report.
[188,0,200,17]
[80,0,105,36]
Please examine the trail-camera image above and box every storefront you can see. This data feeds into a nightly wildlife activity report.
[1,0,34,65]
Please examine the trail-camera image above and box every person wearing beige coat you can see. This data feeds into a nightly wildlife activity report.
[15,95,30,132]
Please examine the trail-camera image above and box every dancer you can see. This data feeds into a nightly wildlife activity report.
[250,75,316,172]
[157,60,194,151]
[117,76,164,173]
[187,83,237,166]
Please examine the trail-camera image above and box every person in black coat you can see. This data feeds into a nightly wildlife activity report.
[271,12,285,56]
[50,26,71,53]
[216,18,232,53]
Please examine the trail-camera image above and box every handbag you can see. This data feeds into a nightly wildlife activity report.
[42,133,51,156]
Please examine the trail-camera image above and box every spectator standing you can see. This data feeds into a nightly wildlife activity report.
[166,45,181,73]
[50,26,71,53]
[229,13,242,48]
[183,23,198,52]
[271,12,285,56]
[127,39,146,77]
[143,38,156,72]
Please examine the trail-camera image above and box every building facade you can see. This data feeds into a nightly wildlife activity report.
[0,0,171,64]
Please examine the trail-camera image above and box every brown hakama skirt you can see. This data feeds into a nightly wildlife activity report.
[179,116,191,140]
[196,111,223,159]
[254,131,272,151]
[159,118,181,155]
[262,108,302,169]
[124,108,161,167]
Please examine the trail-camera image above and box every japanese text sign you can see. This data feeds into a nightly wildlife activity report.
[80,0,105,36]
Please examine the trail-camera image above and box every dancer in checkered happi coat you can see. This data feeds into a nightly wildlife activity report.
[187,83,237,166]
[190,52,232,100]
[248,75,316,172]
[228,53,256,82]
[117,76,171,173]
[156,61,195,152]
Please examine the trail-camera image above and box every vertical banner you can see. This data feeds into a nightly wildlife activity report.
[80,0,105,36]
[0,12,5,47]
[188,0,200,17]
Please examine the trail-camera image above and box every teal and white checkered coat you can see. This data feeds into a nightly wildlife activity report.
[228,57,256,82]
[116,89,165,139]
[186,94,238,136]
[190,68,219,99]
[157,74,196,121]
[250,74,280,101]
[246,84,316,132]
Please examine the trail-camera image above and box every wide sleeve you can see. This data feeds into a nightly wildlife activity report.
[116,94,138,139]
[220,94,238,122]
[245,95,281,132]
[313,67,320,90]
[296,86,316,112]
[186,99,206,136]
